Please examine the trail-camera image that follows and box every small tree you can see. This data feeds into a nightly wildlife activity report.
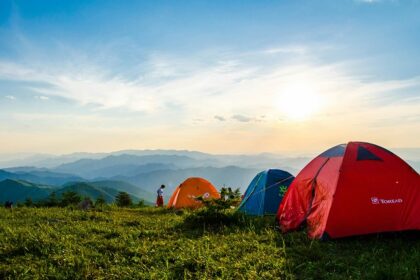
[95,195,106,207]
[136,199,145,208]
[24,197,33,207]
[46,191,59,207]
[61,191,82,207]
[115,192,132,207]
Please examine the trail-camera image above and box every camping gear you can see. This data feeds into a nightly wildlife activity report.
[238,169,294,215]
[277,141,420,239]
[167,177,220,209]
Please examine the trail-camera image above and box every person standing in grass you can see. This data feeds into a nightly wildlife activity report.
[156,184,165,207]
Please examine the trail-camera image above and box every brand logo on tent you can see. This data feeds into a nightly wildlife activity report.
[188,193,210,200]
[371,197,403,205]
[371,197,379,204]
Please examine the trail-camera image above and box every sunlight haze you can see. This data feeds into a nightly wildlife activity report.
[0,0,419,155]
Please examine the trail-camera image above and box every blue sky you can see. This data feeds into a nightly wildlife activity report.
[0,0,419,154]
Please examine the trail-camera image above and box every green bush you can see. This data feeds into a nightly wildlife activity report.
[46,191,59,207]
[195,187,241,211]
[94,195,106,208]
[24,197,33,207]
[136,199,146,208]
[183,187,245,228]
[115,192,132,207]
[61,191,82,207]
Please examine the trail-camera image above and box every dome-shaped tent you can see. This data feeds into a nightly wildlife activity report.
[277,142,420,239]
[167,177,220,209]
[238,169,294,215]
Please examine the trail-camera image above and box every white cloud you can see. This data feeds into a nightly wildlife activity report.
[0,50,419,154]
[34,95,49,100]
[0,51,419,129]
[5,95,16,100]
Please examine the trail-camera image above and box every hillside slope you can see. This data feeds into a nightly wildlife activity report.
[57,182,146,204]
[0,179,54,203]
[89,180,155,202]
[0,179,152,204]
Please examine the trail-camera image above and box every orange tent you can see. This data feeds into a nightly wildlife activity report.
[167,177,220,209]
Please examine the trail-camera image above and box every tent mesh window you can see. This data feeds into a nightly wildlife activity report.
[356,146,382,161]
[319,144,346,157]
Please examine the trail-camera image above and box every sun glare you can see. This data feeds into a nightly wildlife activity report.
[277,84,323,121]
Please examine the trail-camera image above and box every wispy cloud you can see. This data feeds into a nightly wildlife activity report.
[1,55,419,124]
[0,0,419,154]
[214,115,226,121]
[263,46,307,55]
[34,95,49,100]
[232,114,252,122]
[355,0,381,3]
[0,37,419,156]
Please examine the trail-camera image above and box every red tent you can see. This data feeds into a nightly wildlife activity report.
[277,142,420,239]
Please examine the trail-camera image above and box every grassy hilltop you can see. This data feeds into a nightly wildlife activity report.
[0,207,419,280]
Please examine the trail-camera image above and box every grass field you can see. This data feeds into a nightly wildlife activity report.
[0,207,419,280]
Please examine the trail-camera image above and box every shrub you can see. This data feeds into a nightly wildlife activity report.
[184,187,244,228]
[24,197,33,207]
[136,199,146,208]
[115,192,132,207]
[61,191,82,207]
[46,191,59,207]
[95,195,106,207]
[195,187,242,211]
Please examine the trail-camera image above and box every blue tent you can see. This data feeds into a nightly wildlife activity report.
[238,169,294,215]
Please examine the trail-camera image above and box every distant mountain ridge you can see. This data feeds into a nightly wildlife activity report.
[51,153,308,180]
[1,168,84,186]
[0,149,310,171]
[0,165,263,202]
[115,166,262,193]
[0,148,418,205]
[0,148,418,170]
[53,154,201,179]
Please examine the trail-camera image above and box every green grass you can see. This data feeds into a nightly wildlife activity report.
[0,207,419,279]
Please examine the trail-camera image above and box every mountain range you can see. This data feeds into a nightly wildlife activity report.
[0,168,84,186]
[0,148,418,204]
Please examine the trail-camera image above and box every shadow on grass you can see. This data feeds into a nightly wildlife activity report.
[172,208,278,238]
[326,230,420,242]
[163,204,420,279]
[132,207,183,216]
[275,229,420,280]
[174,207,420,279]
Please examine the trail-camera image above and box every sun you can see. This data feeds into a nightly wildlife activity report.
[277,84,323,121]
